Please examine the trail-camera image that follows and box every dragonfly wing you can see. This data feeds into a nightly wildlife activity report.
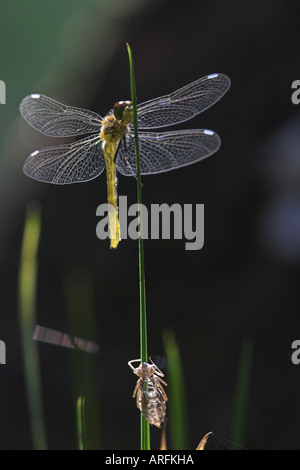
[23,135,105,184]
[115,135,137,176]
[136,73,230,129]
[115,129,221,176]
[20,94,102,136]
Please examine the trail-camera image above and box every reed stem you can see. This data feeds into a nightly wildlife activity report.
[127,43,150,450]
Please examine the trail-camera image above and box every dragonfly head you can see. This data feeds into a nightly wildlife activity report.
[113,100,133,123]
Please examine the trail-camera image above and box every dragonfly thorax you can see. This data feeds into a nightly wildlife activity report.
[100,113,130,144]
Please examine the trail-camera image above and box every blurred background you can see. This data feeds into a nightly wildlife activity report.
[1,0,300,450]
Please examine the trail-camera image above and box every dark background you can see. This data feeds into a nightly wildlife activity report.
[1,0,300,450]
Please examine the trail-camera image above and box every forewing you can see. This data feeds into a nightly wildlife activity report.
[137,73,230,129]
[20,94,102,136]
[23,135,105,184]
[115,129,221,176]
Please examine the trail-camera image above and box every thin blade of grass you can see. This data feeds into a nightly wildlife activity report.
[18,201,47,450]
[127,42,150,451]
[160,420,168,450]
[64,269,102,450]
[232,338,253,449]
[76,395,86,450]
[196,432,212,450]
[163,330,188,450]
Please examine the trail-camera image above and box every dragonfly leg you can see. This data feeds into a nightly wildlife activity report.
[121,138,144,187]
[156,375,168,387]
[149,357,165,377]
[157,382,168,401]
[132,381,139,399]
[128,358,141,370]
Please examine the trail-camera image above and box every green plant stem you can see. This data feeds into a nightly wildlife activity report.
[127,42,150,451]
[76,395,86,450]
[64,269,102,449]
[18,202,47,450]
[163,330,188,450]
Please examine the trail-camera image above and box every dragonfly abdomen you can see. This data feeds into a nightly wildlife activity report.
[103,141,121,249]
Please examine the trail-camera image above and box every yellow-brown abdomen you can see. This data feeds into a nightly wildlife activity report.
[102,140,121,249]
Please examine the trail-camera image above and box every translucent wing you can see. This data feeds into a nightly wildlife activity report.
[20,94,102,137]
[115,129,221,176]
[23,135,105,184]
[33,325,99,354]
[136,73,230,129]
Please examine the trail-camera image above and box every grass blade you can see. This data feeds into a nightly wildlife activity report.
[163,330,188,450]
[76,395,86,450]
[64,269,102,449]
[196,432,212,450]
[18,202,47,450]
[127,42,150,451]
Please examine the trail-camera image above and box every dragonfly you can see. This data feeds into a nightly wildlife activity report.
[20,73,231,249]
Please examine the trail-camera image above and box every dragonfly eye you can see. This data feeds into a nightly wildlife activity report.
[113,101,132,121]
